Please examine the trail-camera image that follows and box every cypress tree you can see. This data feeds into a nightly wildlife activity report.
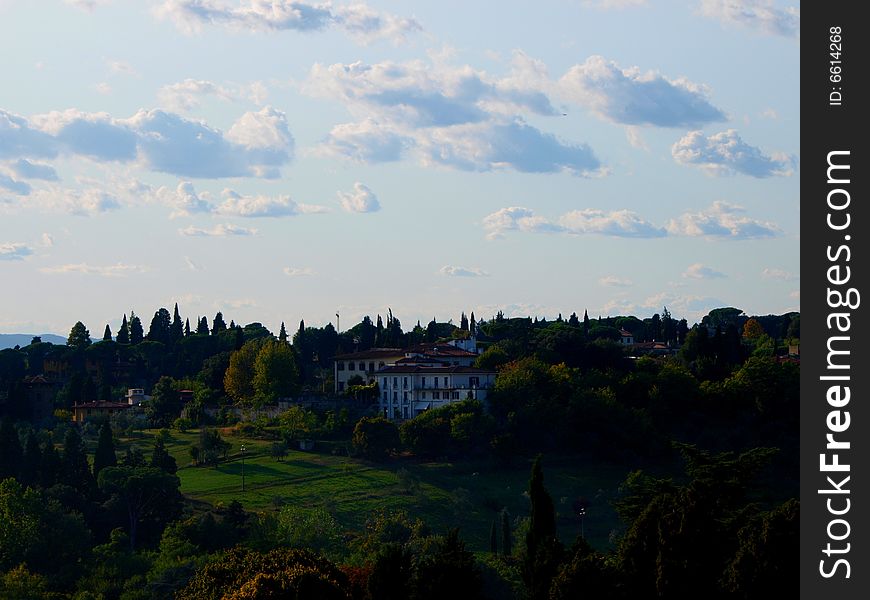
[61,428,94,492]
[103,324,112,342]
[0,419,23,480]
[185,318,191,337]
[212,312,227,334]
[524,456,563,600]
[583,310,590,336]
[150,437,178,474]
[470,312,476,334]
[117,314,130,344]
[501,508,512,557]
[197,316,209,335]
[93,421,117,478]
[171,303,184,341]
[279,322,288,343]
[130,313,144,344]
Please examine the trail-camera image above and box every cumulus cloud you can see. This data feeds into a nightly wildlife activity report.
[672,129,795,177]
[698,0,799,38]
[26,186,122,215]
[482,207,565,240]
[0,109,59,160]
[158,79,235,111]
[0,173,31,195]
[216,189,327,217]
[0,242,33,260]
[306,57,601,175]
[338,182,380,213]
[558,208,666,237]
[439,265,490,277]
[283,266,316,277]
[32,109,139,161]
[683,263,726,279]
[667,201,780,239]
[179,223,257,236]
[40,262,149,277]
[154,0,422,44]
[11,159,59,181]
[158,181,214,218]
[762,267,797,281]
[559,55,726,127]
[599,275,633,287]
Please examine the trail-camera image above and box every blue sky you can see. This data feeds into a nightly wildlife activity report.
[0,0,799,336]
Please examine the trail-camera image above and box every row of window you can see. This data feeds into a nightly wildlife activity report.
[380,376,482,389]
[381,390,463,402]
[336,361,386,372]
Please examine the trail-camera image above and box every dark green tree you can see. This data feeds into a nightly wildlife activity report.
[39,439,61,488]
[279,321,288,343]
[197,316,209,335]
[129,312,144,344]
[147,376,181,427]
[352,417,400,460]
[367,543,412,600]
[61,428,94,494]
[490,519,498,555]
[150,437,178,474]
[501,508,512,557]
[583,310,590,336]
[67,321,91,349]
[116,314,130,344]
[414,529,483,600]
[0,419,22,480]
[20,431,42,486]
[103,324,112,342]
[523,456,563,600]
[184,318,191,337]
[170,303,184,342]
[211,312,227,335]
[147,308,172,344]
[93,421,118,478]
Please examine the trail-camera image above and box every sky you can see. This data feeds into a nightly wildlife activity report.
[0,0,800,336]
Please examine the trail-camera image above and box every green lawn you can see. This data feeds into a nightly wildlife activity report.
[118,429,631,552]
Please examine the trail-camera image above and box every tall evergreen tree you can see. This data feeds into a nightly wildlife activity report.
[61,428,94,493]
[212,312,227,335]
[460,312,469,331]
[185,318,191,337]
[171,303,184,342]
[67,321,91,349]
[93,421,117,478]
[129,312,144,344]
[568,312,580,327]
[279,322,288,343]
[148,308,172,344]
[40,438,61,488]
[103,324,112,342]
[81,376,98,402]
[0,419,22,480]
[21,431,42,486]
[524,456,563,600]
[197,316,209,335]
[470,312,476,335]
[583,310,590,336]
[150,437,178,474]
[117,314,130,344]
[501,508,512,557]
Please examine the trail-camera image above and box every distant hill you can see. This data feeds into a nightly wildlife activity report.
[0,333,68,349]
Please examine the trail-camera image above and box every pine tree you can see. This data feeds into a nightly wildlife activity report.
[93,421,117,478]
[524,456,563,600]
[568,312,580,327]
[130,312,144,344]
[461,312,469,331]
[148,308,172,344]
[583,310,590,336]
[61,428,94,493]
[279,322,288,343]
[185,318,191,337]
[103,324,112,342]
[197,316,209,335]
[470,312,476,334]
[212,312,227,335]
[117,314,130,344]
[67,321,91,349]
[171,303,184,342]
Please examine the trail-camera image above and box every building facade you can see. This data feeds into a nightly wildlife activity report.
[376,365,496,420]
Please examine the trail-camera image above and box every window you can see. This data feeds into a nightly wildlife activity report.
[403,377,408,388]
[359,362,365,371]
[338,382,345,392]
[403,391,408,402]
[434,378,438,388]
[421,376,426,387]
[378,362,385,368]
[422,392,427,399]
[444,377,449,387]
[393,377,398,386]
[433,391,440,399]
[403,406,409,419]
[470,376,479,387]
[393,391,398,401]
[383,392,388,401]
[452,391,460,400]
[337,361,345,371]
[348,362,355,371]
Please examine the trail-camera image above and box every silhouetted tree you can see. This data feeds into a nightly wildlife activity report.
[103,324,112,342]
[212,312,227,335]
[93,421,117,478]
[116,314,130,344]
[67,321,91,349]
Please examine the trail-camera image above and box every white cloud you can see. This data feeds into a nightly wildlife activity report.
[683,263,726,279]
[698,0,799,38]
[338,182,380,213]
[482,206,564,240]
[41,233,54,247]
[28,186,122,215]
[154,0,422,44]
[316,118,409,163]
[157,181,214,218]
[179,223,257,236]
[599,275,633,287]
[157,79,234,111]
[216,189,327,217]
[667,201,780,239]
[672,129,795,177]
[40,262,149,277]
[558,208,666,238]
[106,59,138,76]
[439,265,490,277]
[761,267,797,281]
[0,242,33,260]
[625,126,649,150]
[283,266,316,277]
[63,0,111,11]
[558,55,726,127]
[94,82,112,95]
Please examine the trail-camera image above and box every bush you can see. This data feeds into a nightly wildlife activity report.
[351,417,399,460]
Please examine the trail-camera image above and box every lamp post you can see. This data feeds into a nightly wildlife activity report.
[241,444,246,492]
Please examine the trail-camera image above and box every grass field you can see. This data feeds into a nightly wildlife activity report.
[117,429,632,552]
